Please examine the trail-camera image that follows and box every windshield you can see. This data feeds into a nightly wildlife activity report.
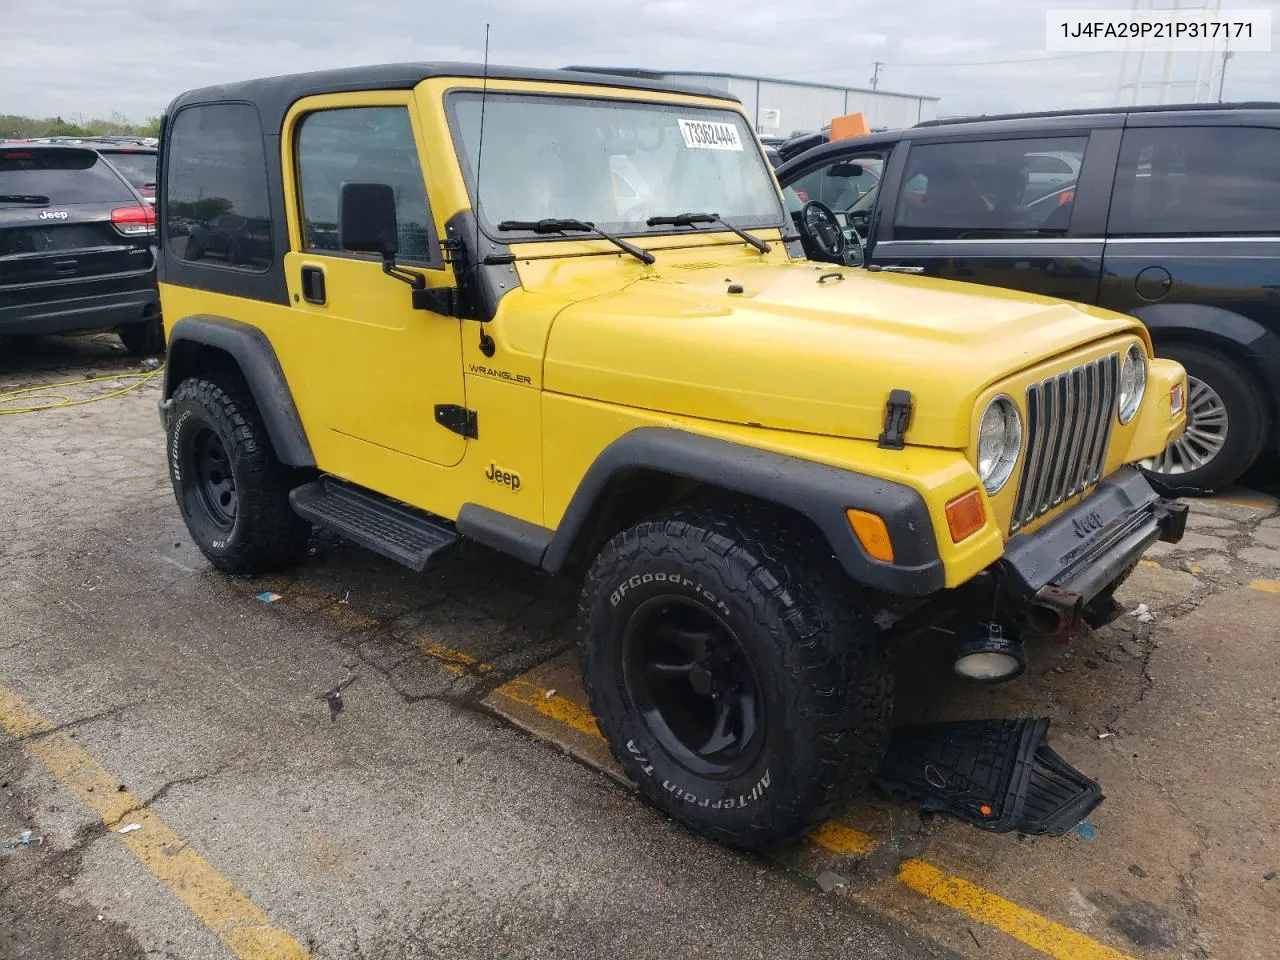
[450,92,786,237]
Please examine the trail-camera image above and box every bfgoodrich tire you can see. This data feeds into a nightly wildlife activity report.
[167,375,310,574]
[1141,343,1270,494]
[578,501,892,850]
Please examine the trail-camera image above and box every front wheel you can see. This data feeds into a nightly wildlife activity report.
[167,376,310,573]
[1141,343,1269,494]
[578,502,892,850]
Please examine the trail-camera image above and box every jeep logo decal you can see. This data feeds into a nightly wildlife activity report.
[39,210,69,220]
[484,462,521,492]
[1072,511,1105,538]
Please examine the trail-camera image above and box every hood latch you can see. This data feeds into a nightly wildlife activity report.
[877,389,913,450]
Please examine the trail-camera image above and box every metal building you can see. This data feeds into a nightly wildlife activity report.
[566,66,939,135]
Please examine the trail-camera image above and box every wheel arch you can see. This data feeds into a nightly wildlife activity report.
[1135,302,1280,433]
[161,314,315,468]
[540,427,945,596]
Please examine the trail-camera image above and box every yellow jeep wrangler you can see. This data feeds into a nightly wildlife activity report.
[156,63,1188,849]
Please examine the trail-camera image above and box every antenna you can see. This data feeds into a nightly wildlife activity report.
[474,23,495,358]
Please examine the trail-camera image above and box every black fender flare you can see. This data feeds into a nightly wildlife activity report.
[160,314,315,467]
[540,427,945,596]
[1135,302,1280,417]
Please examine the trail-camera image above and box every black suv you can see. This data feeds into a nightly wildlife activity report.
[0,143,163,354]
[777,103,1280,493]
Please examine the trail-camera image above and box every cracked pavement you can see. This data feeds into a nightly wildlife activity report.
[1,336,942,960]
[3,333,1279,960]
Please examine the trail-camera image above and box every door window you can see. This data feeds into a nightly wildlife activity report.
[296,106,438,265]
[893,137,1088,240]
[165,103,273,271]
[783,156,884,214]
[1108,126,1280,236]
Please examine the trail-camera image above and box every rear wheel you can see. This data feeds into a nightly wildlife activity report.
[1141,343,1269,494]
[118,317,165,356]
[167,375,310,573]
[578,501,892,850]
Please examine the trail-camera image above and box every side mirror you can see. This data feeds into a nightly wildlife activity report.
[339,181,398,256]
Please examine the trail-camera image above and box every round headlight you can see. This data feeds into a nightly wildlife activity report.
[977,396,1022,495]
[1118,344,1147,424]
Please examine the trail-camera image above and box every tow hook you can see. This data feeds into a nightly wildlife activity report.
[1029,585,1083,639]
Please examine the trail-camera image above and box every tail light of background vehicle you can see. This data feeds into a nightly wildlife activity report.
[110,204,156,237]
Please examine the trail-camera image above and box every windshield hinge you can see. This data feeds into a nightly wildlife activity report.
[440,238,465,265]
[434,404,478,439]
[877,389,913,450]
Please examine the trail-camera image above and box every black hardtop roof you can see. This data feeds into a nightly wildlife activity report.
[166,62,740,133]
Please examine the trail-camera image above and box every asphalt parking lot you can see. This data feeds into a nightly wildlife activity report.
[2,335,1278,960]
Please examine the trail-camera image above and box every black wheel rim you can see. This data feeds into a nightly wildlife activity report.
[621,596,765,779]
[189,427,237,529]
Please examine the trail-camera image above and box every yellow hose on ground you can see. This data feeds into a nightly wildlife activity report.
[0,366,163,415]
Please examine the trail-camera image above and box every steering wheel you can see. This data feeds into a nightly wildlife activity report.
[801,201,846,260]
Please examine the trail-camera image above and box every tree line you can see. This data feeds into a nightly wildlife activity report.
[1,112,161,140]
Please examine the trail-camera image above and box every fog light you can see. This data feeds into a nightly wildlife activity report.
[1170,382,1185,416]
[952,625,1025,683]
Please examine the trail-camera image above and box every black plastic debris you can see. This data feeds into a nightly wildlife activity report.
[873,718,1102,835]
[317,676,357,722]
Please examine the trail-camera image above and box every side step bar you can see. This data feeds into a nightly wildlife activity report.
[289,477,459,573]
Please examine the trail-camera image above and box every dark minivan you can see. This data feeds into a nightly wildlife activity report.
[777,103,1280,493]
[0,144,163,354]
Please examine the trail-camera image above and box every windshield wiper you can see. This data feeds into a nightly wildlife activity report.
[646,212,771,254]
[496,218,655,264]
[0,194,50,204]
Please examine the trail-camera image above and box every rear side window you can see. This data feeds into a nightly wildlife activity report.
[0,148,135,206]
[295,106,437,265]
[893,136,1088,240]
[1108,126,1280,236]
[165,103,274,271]
[103,152,157,192]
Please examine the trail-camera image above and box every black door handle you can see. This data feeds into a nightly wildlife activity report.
[301,266,326,305]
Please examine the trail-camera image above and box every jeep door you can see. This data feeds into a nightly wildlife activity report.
[282,94,467,470]
[868,123,1121,305]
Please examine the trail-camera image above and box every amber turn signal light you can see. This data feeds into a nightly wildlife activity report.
[945,489,987,543]
[846,509,894,562]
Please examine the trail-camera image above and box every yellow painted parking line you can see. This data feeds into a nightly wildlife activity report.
[898,859,1135,960]
[415,640,1140,959]
[808,819,877,855]
[492,676,603,739]
[0,687,310,960]
[417,640,494,675]
[1249,579,1280,594]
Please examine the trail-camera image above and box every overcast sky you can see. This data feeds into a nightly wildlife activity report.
[3,0,1276,122]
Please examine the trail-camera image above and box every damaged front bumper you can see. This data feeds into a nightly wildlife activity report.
[999,466,1188,633]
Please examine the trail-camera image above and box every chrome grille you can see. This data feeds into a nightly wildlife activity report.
[1009,353,1120,533]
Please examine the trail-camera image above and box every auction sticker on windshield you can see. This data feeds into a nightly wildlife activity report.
[677,118,743,151]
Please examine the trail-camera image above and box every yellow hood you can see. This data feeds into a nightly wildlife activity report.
[539,258,1142,449]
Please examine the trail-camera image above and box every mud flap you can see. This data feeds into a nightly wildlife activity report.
[873,718,1103,835]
